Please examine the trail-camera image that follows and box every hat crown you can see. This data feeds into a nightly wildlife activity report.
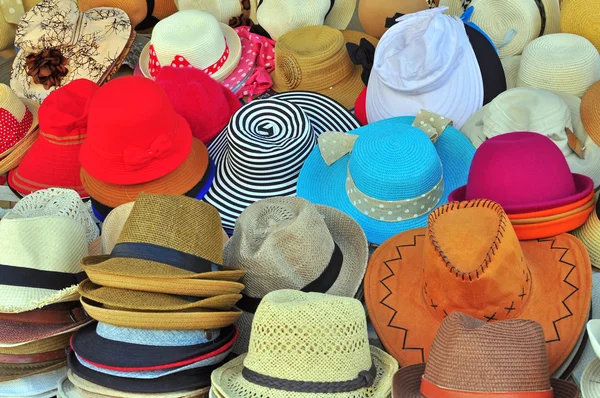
[465,132,577,206]
[424,312,552,392]
[349,119,443,202]
[0,84,33,154]
[422,200,532,323]
[115,193,224,265]
[256,0,332,40]
[225,197,336,296]
[244,290,373,383]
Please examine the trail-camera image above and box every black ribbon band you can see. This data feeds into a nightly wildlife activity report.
[533,0,547,37]
[0,264,86,290]
[110,242,223,274]
[136,0,158,30]
[237,243,343,314]
[242,364,376,393]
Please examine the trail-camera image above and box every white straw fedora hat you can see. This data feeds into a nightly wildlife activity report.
[366,7,483,129]
[251,0,356,41]
[0,216,88,313]
[505,33,600,98]
[211,290,398,397]
[224,197,369,353]
[139,10,241,82]
[461,87,600,188]
[174,0,249,25]
[439,0,561,58]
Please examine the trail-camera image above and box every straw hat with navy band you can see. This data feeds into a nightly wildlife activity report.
[224,197,368,354]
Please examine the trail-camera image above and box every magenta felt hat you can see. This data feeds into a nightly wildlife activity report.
[449,132,594,214]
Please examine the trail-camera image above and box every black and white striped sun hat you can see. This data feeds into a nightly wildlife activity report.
[205,91,360,230]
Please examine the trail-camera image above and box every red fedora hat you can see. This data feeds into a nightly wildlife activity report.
[449,132,593,214]
[8,79,99,198]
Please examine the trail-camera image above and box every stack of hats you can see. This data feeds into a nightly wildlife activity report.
[79,76,215,222]
[449,132,595,239]
[62,193,245,397]
[0,189,94,397]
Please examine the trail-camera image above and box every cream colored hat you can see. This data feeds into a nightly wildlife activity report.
[174,0,247,25]
[0,216,88,313]
[572,193,600,270]
[580,319,600,398]
[500,55,520,89]
[223,197,369,353]
[211,290,398,397]
[512,33,600,98]
[139,10,241,82]
[439,0,561,58]
[461,87,600,187]
[253,0,356,40]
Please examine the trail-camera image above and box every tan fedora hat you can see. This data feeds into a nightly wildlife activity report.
[81,193,244,291]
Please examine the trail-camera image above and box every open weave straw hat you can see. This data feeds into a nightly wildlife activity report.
[212,290,398,397]
[561,0,600,53]
[392,312,579,397]
[0,216,88,313]
[224,197,368,353]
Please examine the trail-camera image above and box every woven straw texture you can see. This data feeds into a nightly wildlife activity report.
[0,360,65,382]
[0,365,66,396]
[581,357,600,398]
[501,55,521,89]
[95,322,219,346]
[212,290,397,397]
[517,33,600,98]
[561,0,600,52]
[0,216,87,313]
[100,202,133,254]
[0,333,70,355]
[581,81,600,147]
[573,204,600,270]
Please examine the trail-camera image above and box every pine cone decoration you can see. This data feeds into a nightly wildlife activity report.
[25,49,69,90]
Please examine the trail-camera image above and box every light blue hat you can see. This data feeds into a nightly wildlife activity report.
[297,115,475,244]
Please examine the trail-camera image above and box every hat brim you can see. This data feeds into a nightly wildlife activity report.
[229,203,369,353]
[80,297,242,330]
[205,90,360,230]
[296,116,475,245]
[0,98,39,173]
[211,346,397,397]
[0,333,71,355]
[0,315,92,346]
[139,23,241,83]
[573,198,600,270]
[0,359,65,382]
[391,363,579,398]
[364,229,592,374]
[270,30,378,111]
[324,0,357,29]
[511,201,594,240]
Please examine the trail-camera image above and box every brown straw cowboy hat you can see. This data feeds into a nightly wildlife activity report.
[365,199,592,375]
[392,312,580,397]
[81,193,245,295]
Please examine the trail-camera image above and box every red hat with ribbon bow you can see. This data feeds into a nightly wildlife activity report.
[8,79,99,198]
[79,76,211,208]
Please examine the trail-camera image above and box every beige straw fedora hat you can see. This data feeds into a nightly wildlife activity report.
[439,0,560,57]
[0,216,88,313]
[223,197,369,353]
[81,193,245,293]
[502,33,600,98]
[0,84,39,175]
[211,290,398,397]
[270,26,378,110]
[461,87,600,187]
[174,0,251,25]
[251,0,356,41]
[139,10,241,82]
[392,312,580,398]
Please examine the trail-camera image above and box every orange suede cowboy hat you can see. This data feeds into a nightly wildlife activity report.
[365,199,592,376]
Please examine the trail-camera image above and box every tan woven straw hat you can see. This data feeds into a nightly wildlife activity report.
[0,216,88,313]
[439,0,561,57]
[81,193,245,293]
[224,197,368,353]
[211,290,398,397]
[581,81,600,147]
[270,26,378,110]
[174,0,251,25]
[392,312,579,397]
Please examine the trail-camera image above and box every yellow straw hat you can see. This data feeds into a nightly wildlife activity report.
[561,0,600,52]
[581,81,600,147]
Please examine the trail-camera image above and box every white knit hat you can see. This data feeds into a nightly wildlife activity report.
[139,10,241,82]
[461,87,600,187]
[366,7,483,129]
[0,216,88,313]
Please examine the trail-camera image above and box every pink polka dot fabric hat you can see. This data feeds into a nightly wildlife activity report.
[139,9,241,83]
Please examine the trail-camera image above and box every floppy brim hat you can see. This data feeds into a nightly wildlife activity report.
[392,363,580,398]
[78,280,241,311]
[81,137,210,208]
[80,297,242,330]
[138,23,241,83]
[364,202,592,374]
[297,116,475,245]
[270,30,379,111]
[205,90,361,230]
[229,202,369,353]
[211,345,395,397]
[71,324,236,371]
[0,97,39,174]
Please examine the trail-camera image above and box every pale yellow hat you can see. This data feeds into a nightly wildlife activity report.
[561,0,600,52]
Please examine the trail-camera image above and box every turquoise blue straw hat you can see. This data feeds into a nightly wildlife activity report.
[296,115,475,244]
